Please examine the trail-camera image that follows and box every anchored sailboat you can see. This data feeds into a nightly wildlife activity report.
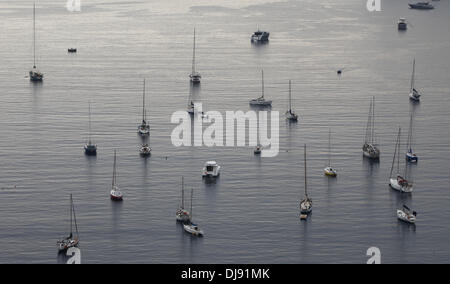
[110,150,124,201]
[409,59,421,101]
[183,189,204,236]
[363,97,380,159]
[176,177,191,223]
[324,129,337,177]
[189,29,201,84]
[286,80,298,121]
[29,3,43,82]
[138,79,150,136]
[84,102,97,156]
[57,194,79,253]
[300,144,312,216]
[406,113,418,162]
[389,128,414,193]
[249,70,272,107]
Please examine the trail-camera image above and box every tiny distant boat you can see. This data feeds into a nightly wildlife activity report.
[389,128,414,193]
[398,18,408,31]
[409,2,434,9]
[254,145,262,155]
[300,145,313,215]
[286,80,298,121]
[324,129,337,177]
[189,29,201,84]
[84,102,97,156]
[183,189,204,236]
[110,150,124,201]
[68,48,77,53]
[337,69,343,75]
[405,113,418,163]
[202,161,221,178]
[176,177,191,223]
[397,205,417,224]
[29,3,43,82]
[250,70,272,107]
[138,79,150,136]
[363,97,380,159]
[251,29,269,44]
[57,194,79,253]
[409,59,421,102]
[139,144,151,156]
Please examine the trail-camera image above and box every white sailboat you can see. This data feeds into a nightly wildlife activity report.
[249,70,272,107]
[300,145,312,216]
[84,102,97,156]
[57,194,79,253]
[29,3,43,82]
[397,205,417,224]
[176,177,191,223]
[405,113,418,162]
[110,150,124,201]
[324,129,337,177]
[285,80,298,121]
[189,28,201,84]
[138,79,150,136]
[139,143,151,156]
[389,128,414,193]
[183,189,204,236]
[363,97,380,159]
[409,59,421,101]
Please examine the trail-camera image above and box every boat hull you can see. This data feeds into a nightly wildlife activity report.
[363,144,380,159]
[397,210,416,224]
[324,167,337,177]
[84,145,97,156]
[409,92,421,101]
[406,152,418,163]
[389,178,413,193]
[183,224,204,236]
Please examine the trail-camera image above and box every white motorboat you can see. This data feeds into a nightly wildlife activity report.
[409,59,421,102]
[29,3,43,82]
[139,144,151,156]
[286,80,298,121]
[300,145,313,215]
[202,161,221,178]
[324,129,337,177]
[176,177,191,223]
[57,194,80,253]
[363,97,380,159]
[138,79,150,136]
[84,102,97,156]
[389,128,414,193]
[110,150,124,201]
[189,29,201,84]
[397,205,417,224]
[183,189,204,236]
[249,70,272,107]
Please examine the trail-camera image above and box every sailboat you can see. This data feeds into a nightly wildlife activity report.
[324,129,337,177]
[84,102,97,156]
[397,205,417,224]
[389,128,414,193]
[139,143,151,156]
[176,177,191,223]
[57,194,79,253]
[189,29,201,84]
[249,70,272,107]
[363,97,380,159]
[409,59,421,101]
[183,189,204,236]
[138,79,150,136]
[300,144,313,216]
[29,3,43,82]
[286,80,298,121]
[406,113,418,162]
[110,150,124,201]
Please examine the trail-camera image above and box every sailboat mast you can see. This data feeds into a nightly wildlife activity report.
[365,99,372,144]
[33,2,36,68]
[407,113,413,151]
[112,150,117,187]
[181,177,185,209]
[88,102,92,144]
[371,97,375,144]
[142,79,146,122]
[192,29,196,75]
[69,194,73,236]
[397,128,401,175]
[411,59,415,92]
[190,188,193,220]
[288,80,292,112]
[72,196,79,238]
[328,129,331,166]
[304,144,308,197]
[261,70,265,99]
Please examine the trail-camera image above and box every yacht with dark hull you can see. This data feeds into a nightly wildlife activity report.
[251,29,269,44]
[409,2,434,10]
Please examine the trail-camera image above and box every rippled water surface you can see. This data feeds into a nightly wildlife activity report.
[0,0,449,263]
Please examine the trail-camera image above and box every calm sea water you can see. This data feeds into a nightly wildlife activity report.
[0,0,449,264]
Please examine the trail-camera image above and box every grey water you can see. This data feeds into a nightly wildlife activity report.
[0,0,449,264]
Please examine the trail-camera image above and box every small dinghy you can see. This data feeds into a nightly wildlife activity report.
[397,205,417,224]
[57,194,80,253]
[363,97,380,159]
[254,145,262,155]
[300,145,313,215]
[202,161,221,178]
[139,144,151,156]
[389,128,414,193]
[68,48,77,53]
[176,177,191,223]
[249,70,272,107]
[138,79,150,135]
[285,80,299,121]
[251,28,269,44]
[183,189,204,236]
[324,129,337,177]
[110,150,124,201]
